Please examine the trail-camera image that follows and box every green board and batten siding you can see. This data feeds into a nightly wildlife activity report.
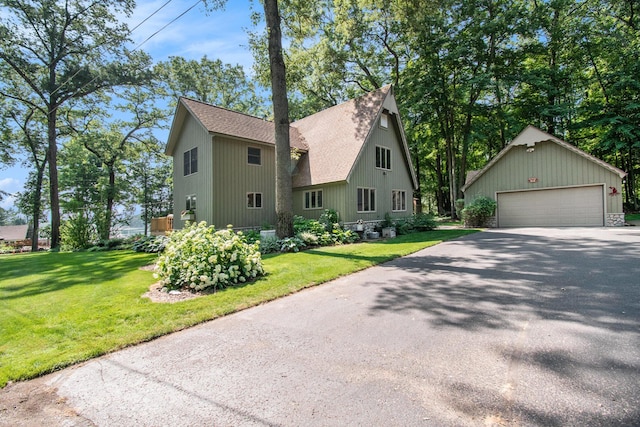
[464,140,623,217]
[172,114,277,229]
[292,182,347,221]
[292,117,415,222]
[172,113,212,228]
[345,117,415,221]
[211,136,276,229]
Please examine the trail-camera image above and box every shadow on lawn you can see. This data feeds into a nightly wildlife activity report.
[0,251,155,300]
[302,229,478,264]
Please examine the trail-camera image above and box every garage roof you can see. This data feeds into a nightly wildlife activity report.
[462,126,627,192]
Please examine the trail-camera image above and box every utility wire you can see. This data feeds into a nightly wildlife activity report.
[131,0,203,52]
[48,0,175,99]
[49,0,203,107]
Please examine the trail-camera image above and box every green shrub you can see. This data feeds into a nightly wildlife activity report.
[243,229,261,244]
[279,236,306,253]
[461,196,497,227]
[131,235,169,253]
[319,209,339,229]
[297,231,319,246]
[293,216,326,235]
[60,213,96,251]
[329,223,359,244]
[259,236,280,254]
[393,217,414,235]
[412,213,437,231]
[392,213,437,235]
[154,222,264,291]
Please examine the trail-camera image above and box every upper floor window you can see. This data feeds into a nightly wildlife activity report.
[247,192,263,209]
[392,190,407,212]
[304,189,323,210]
[248,147,261,165]
[183,147,198,176]
[376,146,391,170]
[357,187,376,212]
[380,113,388,129]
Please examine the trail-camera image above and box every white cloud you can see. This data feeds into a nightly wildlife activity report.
[0,177,21,209]
[127,0,258,70]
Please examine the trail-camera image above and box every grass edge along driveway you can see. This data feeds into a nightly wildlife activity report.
[0,229,478,387]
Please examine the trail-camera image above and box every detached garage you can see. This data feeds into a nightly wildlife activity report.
[462,126,627,227]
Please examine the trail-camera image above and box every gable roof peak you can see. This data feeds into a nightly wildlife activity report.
[166,97,308,155]
[509,125,563,147]
[462,125,626,192]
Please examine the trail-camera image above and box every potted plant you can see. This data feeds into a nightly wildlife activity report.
[381,213,396,238]
[180,209,195,221]
[259,223,276,240]
[355,219,364,231]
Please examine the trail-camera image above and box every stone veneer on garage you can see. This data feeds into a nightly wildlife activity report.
[606,213,625,227]
[474,214,625,227]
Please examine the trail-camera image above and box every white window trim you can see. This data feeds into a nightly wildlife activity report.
[375,145,392,171]
[380,113,389,129]
[247,192,263,209]
[392,189,407,212]
[357,187,377,213]
[183,147,198,176]
[247,146,262,166]
[303,189,324,210]
[186,194,196,211]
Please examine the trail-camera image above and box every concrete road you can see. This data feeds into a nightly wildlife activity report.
[47,228,640,426]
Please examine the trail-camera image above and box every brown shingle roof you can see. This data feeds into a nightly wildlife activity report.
[291,85,391,187]
[165,85,415,189]
[179,98,308,151]
[0,225,29,241]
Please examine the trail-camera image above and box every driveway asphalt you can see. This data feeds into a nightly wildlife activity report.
[18,228,640,425]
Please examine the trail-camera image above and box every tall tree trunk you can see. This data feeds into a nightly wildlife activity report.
[30,163,46,252]
[142,171,150,236]
[264,0,293,238]
[435,144,445,215]
[103,164,116,241]
[48,106,61,249]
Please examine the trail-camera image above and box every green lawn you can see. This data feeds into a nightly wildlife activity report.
[626,213,640,222]
[0,229,477,387]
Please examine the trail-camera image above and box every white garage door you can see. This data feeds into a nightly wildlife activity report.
[497,186,604,227]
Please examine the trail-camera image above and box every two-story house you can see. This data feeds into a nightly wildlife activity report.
[165,85,418,229]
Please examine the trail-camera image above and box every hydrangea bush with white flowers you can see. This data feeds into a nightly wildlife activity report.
[154,222,264,291]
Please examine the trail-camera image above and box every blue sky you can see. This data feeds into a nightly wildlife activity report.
[1,0,259,210]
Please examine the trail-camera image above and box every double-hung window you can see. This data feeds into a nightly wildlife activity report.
[248,147,261,165]
[357,187,376,212]
[304,189,323,210]
[247,192,262,209]
[183,147,198,176]
[376,146,391,170]
[392,190,407,212]
[186,194,196,211]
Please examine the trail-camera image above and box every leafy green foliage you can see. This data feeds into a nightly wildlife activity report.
[279,236,306,253]
[60,213,97,251]
[393,213,437,235]
[155,56,267,116]
[130,235,169,253]
[462,196,497,227]
[155,222,264,291]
